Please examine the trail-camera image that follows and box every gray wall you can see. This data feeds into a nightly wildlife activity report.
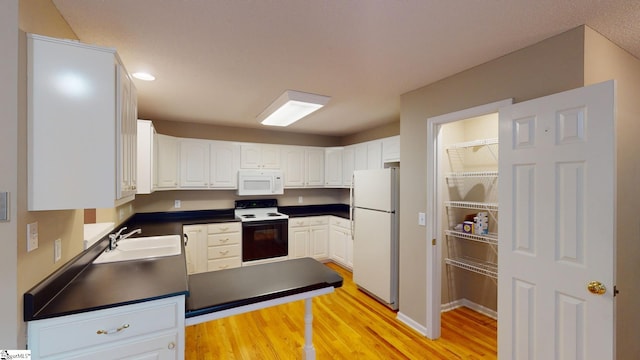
[398,26,585,330]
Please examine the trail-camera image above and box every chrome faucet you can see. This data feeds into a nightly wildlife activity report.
[108,227,142,251]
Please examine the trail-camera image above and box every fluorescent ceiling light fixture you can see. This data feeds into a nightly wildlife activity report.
[132,72,156,81]
[258,90,330,127]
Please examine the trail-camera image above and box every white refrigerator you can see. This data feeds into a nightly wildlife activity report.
[352,167,399,310]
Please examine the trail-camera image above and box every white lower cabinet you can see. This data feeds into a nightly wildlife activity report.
[329,216,353,269]
[183,222,242,274]
[27,296,185,360]
[288,216,329,260]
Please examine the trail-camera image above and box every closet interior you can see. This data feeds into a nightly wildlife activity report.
[439,113,499,317]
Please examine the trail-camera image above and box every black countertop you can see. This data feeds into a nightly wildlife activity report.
[24,206,347,321]
[279,203,350,219]
[186,257,343,318]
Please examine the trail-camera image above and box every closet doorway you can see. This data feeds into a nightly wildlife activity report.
[425,99,511,339]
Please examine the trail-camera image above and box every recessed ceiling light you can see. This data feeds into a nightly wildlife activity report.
[132,72,156,81]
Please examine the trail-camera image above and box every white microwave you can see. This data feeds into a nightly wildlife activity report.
[237,170,284,196]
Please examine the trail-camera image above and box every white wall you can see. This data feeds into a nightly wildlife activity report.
[0,0,19,349]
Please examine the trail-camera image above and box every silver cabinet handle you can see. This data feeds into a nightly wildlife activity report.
[183,233,189,246]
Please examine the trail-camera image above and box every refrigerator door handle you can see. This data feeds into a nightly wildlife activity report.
[350,173,355,239]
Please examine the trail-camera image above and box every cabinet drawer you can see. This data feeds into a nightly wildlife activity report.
[330,216,350,229]
[29,297,183,358]
[289,218,310,227]
[65,331,179,360]
[207,232,241,246]
[307,216,328,226]
[207,244,241,259]
[207,222,241,234]
[207,257,242,271]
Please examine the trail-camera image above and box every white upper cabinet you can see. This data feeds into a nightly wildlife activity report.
[282,146,305,187]
[210,141,240,188]
[282,146,325,188]
[305,148,325,187]
[324,147,343,187]
[366,140,383,169]
[137,120,156,194]
[342,146,355,187]
[155,134,179,189]
[354,143,368,171]
[382,135,400,163]
[240,144,281,169]
[118,62,137,199]
[27,34,137,210]
[180,139,210,188]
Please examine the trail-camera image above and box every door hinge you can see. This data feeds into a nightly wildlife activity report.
[614,285,619,297]
[432,238,436,246]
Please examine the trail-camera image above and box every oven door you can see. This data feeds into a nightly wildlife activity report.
[241,219,288,262]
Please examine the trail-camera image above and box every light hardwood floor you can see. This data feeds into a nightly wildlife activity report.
[185,262,497,359]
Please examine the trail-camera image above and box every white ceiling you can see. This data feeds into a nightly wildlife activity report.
[51,0,640,136]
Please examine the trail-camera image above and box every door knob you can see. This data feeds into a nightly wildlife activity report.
[587,281,606,295]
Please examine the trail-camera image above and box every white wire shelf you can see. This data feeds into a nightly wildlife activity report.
[446,170,498,178]
[445,230,498,245]
[446,138,498,150]
[445,257,498,279]
[445,201,498,211]
[446,171,498,179]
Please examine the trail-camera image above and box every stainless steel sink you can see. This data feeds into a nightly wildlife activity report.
[93,235,182,264]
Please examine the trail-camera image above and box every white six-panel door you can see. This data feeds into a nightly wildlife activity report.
[498,81,615,359]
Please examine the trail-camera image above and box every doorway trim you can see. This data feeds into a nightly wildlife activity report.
[425,99,512,339]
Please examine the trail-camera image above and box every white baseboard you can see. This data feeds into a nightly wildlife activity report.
[396,312,428,336]
[441,298,497,320]
[395,299,496,339]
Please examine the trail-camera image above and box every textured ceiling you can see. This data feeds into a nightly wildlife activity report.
[51,0,640,136]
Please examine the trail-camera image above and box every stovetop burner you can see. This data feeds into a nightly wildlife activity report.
[234,199,289,222]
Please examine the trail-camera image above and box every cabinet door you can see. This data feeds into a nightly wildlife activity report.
[241,144,281,169]
[240,144,262,169]
[288,227,309,259]
[183,225,205,274]
[27,34,117,210]
[261,145,281,169]
[382,135,400,163]
[210,141,240,188]
[354,143,368,171]
[282,146,305,187]
[117,64,133,199]
[180,140,209,188]
[305,148,325,187]
[137,120,155,194]
[156,135,179,188]
[310,225,329,259]
[366,140,383,169]
[330,226,347,264]
[342,146,355,187]
[324,147,343,187]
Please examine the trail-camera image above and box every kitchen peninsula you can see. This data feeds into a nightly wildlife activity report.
[24,208,343,360]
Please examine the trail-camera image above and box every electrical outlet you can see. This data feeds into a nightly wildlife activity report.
[54,238,62,262]
[174,200,181,208]
[118,208,125,220]
[27,222,39,252]
[298,196,303,204]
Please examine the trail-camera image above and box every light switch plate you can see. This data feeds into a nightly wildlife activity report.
[174,200,181,208]
[27,222,39,252]
[54,238,62,262]
[418,212,426,226]
[0,192,8,221]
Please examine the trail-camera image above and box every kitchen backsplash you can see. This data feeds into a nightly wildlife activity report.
[133,188,349,213]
